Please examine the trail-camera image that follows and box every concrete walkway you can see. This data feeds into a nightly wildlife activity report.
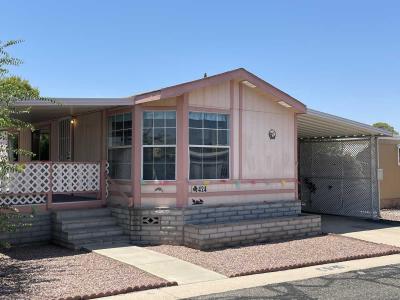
[321,215,400,247]
[90,245,226,285]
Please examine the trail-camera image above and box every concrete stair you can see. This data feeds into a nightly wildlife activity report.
[52,208,130,250]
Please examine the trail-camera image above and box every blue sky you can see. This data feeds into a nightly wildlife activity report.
[2,1,400,130]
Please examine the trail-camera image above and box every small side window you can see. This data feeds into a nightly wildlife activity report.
[107,112,132,180]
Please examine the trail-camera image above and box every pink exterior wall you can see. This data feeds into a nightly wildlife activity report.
[133,80,298,208]
[74,112,102,162]
[241,85,295,179]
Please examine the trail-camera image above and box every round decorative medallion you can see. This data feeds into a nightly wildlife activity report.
[268,129,277,140]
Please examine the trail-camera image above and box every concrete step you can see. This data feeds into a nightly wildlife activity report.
[52,207,130,250]
[53,208,111,221]
[81,240,132,251]
[54,225,124,241]
[53,216,117,230]
[54,235,131,250]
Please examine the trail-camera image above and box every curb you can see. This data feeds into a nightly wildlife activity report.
[58,281,178,300]
[227,249,400,277]
[375,218,400,226]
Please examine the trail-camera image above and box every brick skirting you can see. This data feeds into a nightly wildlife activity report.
[184,214,321,250]
[110,200,321,248]
[0,212,51,246]
[0,201,319,249]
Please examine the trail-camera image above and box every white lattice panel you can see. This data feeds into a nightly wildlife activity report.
[0,194,46,205]
[0,162,103,205]
[0,163,51,194]
[52,163,100,193]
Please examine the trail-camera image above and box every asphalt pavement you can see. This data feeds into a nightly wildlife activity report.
[187,264,400,300]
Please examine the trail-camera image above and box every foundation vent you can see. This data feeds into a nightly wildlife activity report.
[142,216,160,225]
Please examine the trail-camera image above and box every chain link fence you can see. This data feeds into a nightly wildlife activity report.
[299,137,379,219]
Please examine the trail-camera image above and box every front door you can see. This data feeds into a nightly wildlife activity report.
[31,128,50,161]
[59,118,72,161]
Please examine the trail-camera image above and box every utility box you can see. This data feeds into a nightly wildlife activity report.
[378,168,384,181]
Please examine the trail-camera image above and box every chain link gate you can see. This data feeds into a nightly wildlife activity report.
[299,137,380,219]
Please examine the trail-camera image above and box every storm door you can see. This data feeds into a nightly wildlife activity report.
[59,118,72,161]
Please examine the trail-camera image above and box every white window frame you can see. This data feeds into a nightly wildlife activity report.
[141,110,177,181]
[188,111,230,180]
[107,112,132,180]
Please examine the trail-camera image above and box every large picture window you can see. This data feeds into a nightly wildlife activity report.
[108,112,132,180]
[142,111,176,180]
[189,112,229,179]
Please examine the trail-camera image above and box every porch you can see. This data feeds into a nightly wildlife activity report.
[0,161,108,211]
[0,97,133,211]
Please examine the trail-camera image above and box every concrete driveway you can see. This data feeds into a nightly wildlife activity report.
[321,215,400,247]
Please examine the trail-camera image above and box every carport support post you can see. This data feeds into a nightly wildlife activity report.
[370,136,380,220]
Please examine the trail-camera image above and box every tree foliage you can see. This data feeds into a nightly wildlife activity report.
[373,122,398,135]
[0,39,40,247]
[0,40,38,176]
[0,76,39,100]
[0,40,23,77]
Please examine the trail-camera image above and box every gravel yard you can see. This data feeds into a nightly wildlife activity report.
[0,245,174,300]
[381,209,400,222]
[148,234,400,277]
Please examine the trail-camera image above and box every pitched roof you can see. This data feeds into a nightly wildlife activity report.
[132,68,306,113]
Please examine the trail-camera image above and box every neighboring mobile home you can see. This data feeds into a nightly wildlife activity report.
[378,137,400,208]
[0,68,393,249]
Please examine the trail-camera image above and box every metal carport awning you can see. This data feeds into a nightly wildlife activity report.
[298,109,392,138]
[297,108,392,219]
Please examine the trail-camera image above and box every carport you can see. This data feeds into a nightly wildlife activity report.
[297,109,392,219]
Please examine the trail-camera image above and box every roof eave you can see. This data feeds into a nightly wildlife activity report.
[133,68,306,113]
[13,98,134,107]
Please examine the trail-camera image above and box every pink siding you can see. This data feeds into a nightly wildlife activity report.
[136,80,298,208]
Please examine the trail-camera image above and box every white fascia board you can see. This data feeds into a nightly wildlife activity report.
[14,98,134,106]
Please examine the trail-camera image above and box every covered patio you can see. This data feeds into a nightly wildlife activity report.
[1,98,133,211]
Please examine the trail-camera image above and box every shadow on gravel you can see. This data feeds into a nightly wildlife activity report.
[0,245,77,299]
[1,243,83,261]
[0,256,55,299]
